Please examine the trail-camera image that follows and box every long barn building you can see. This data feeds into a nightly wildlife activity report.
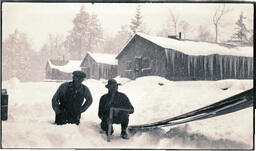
[116,33,253,81]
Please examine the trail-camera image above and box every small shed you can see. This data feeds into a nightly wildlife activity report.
[45,59,82,80]
[116,33,253,80]
[80,52,118,80]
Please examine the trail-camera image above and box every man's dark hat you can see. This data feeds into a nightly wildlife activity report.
[105,79,121,88]
[72,70,86,78]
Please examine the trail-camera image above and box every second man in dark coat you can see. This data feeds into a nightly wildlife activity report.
[98,79,134,139]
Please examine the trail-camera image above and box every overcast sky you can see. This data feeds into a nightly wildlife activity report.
[2,3,253,51]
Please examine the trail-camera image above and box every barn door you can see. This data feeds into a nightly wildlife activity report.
[87,69,90,78]
[83,67,90,79]
[134,56,142,78]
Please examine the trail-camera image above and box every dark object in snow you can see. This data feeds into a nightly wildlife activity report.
[1,89,8,121]
[222,88,229,90]
[158,82,164,86]
[52,74,93,125]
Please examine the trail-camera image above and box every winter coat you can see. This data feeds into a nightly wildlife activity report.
[98,91,134,120]
[52,82,93,120]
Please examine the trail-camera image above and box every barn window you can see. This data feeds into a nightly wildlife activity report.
[142,57,150,68]
[127,60,132,69]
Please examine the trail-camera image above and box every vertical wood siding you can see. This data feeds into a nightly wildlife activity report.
[81,55,118,80]
[117,35,253,81]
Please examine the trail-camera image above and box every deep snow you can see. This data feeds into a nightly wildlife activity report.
[137,32,253,57]
[1,76,253,149]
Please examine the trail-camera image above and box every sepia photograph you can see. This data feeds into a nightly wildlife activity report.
[1,1,254,149]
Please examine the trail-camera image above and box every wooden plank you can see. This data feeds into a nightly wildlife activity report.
[128,88,253,130]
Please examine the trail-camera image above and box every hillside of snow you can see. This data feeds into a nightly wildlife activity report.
[1,76,253,149]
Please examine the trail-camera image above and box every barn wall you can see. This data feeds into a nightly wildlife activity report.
[81,55,91,79]
[45,62,52,79]
[80,55,99,79]
[81,55,118,80]
[117,35,167,79]
[99,64,118,80]
[48,69,72,80]
[165,49,254,80]
[117,35,253,81]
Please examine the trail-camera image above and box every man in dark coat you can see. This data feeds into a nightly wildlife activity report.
[98,79,134,139]
[52,71,93,125]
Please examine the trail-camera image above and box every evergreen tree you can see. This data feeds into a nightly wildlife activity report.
[231,12,250,46]
[87,13,104,52]
[2,29,37,81]
[46,34,69,60]
[130,5,143,34]
[64,5,103,60]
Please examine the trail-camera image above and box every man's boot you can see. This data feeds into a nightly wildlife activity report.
[121,130,128,139]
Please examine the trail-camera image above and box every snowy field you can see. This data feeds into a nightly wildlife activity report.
[1,76,253,149]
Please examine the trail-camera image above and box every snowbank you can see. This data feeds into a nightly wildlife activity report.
[1,76,253,149]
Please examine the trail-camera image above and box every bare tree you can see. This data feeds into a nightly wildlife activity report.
[169,10,180,35]
[179,20,190,39]
[196,25,214,42]
[212,5,231,43]
[158,9,181,37]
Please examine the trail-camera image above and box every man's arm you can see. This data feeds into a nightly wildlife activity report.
[98,96,104,119]
[122,94,134,114]
[81,86,93,113]
[52,84,66,114]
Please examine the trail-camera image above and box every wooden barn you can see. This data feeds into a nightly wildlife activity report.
[116,33,253,80]
[80,52,118,80]
[45,59,82,80]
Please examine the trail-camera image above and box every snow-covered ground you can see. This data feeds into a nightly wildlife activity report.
[1,76,253,149]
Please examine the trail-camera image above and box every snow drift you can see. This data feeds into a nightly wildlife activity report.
[1,76,253,149]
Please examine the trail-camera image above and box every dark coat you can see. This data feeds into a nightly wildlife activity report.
[52,82,93,124]
[98,91,134,120]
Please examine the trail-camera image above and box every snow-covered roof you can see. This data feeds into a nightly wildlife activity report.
[137,32,253,57]
[87,52,118,65]
[48,60,82,73]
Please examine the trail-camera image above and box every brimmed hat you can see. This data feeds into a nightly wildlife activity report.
[105,79,121,88]
[72,70,86,79]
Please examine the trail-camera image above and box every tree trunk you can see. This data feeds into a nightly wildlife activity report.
[215,25,218,43]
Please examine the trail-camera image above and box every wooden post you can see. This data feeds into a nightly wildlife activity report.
[107,108,113,142]
[106,107,133,142]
